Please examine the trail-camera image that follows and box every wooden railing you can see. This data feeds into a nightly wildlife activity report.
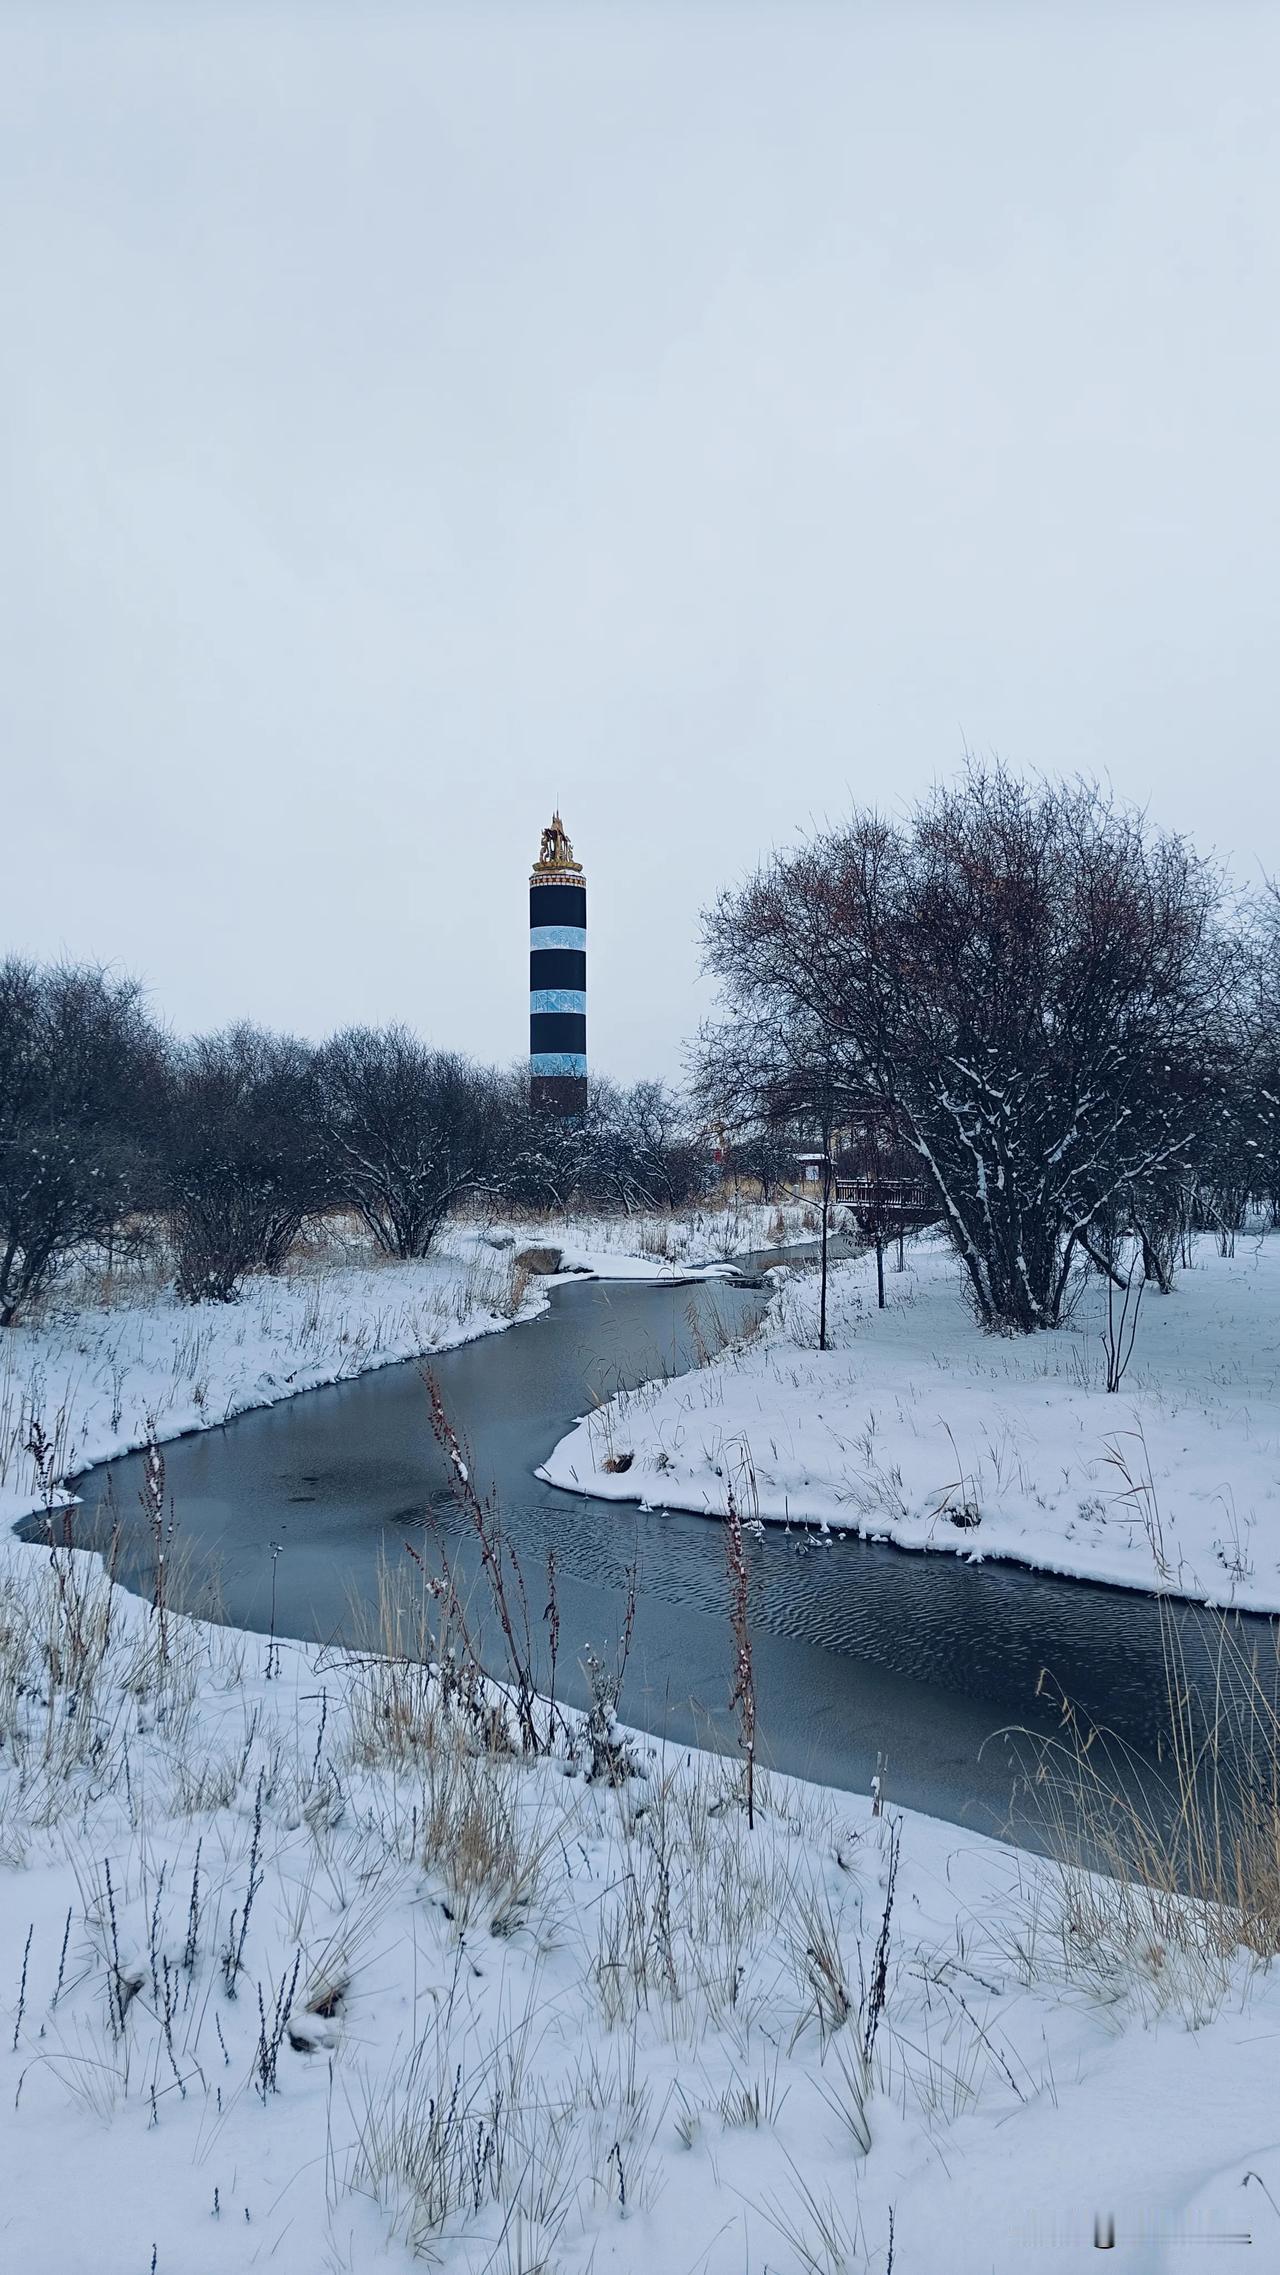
[834,1177,938,1217]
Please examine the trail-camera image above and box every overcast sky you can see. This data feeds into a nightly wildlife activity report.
[3,4,1277,1079]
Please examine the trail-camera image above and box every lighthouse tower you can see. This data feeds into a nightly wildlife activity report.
[529,813,587,1117]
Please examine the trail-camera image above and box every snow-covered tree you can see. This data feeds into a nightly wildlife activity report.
[159,1026,327,1302]
[704,769,1240,1333]
[316,1027,501,1258]
[0,958,162,1323]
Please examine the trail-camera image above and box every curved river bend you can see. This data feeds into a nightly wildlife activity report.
[25,1260,1279,1848]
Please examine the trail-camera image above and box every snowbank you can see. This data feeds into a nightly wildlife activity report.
[1,1541,1275,2275]
[540,1233,1280,1613]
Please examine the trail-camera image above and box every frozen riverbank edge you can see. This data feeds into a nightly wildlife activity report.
[0,1204,792,1544]
[539,1232,1280,1617]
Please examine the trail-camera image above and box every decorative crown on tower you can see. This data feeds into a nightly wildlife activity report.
[533,811,582,876]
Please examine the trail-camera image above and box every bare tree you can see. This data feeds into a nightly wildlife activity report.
[1196,885,1280,1239]
[705,769,1239,1334]
[491,1066,592,1216]
[587,1078,707,1214]
[692,1015,796,1203]
[725,1480,756,1830]
[0,959,162,1324]
[160,1026,327,1302]
[695,1008,844,1341]
[1256,886,1280,1226]
[317,1027,500,1256]
[841,1103,925,1307]
[495,1071,710,1220]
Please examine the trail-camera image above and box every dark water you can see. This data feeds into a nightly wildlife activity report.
[22,1258,1280,1850]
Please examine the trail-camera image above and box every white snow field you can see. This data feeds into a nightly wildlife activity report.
[1,1212,1278,2271]
[542,1231,1280,1614]
[1,1533,1277,2275]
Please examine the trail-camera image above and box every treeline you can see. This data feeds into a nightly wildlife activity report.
[699,767,1280,1335]
[0,970,707,1322]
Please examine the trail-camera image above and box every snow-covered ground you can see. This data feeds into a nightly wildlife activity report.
[1,1211,1278,2269]
[541,1232,1280,1614]
[2,1531,1277,2275]
[461,1196,816,1280]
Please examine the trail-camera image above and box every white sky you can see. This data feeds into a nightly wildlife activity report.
[2,4,1277,1079]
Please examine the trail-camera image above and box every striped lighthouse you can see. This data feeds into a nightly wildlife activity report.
[529,812,588,1116]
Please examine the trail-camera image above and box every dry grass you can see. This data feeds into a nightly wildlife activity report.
[0,1236,535,1523]
[1006,1604,1280,2021]
[10,1339,1277,2266]
[0,1494,1257,2271]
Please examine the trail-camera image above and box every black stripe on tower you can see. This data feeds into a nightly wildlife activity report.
[529,948,587,989]
[531,1073,589,1115]
[530,1012,587,1054]
[529,882,587,929]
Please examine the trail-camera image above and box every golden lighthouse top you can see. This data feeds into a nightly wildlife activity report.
[532,811,584,879]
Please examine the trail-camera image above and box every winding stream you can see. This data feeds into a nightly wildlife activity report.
[23,1254,1280,1848]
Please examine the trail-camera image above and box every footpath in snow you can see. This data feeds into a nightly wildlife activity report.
[540,1232,1280,1614]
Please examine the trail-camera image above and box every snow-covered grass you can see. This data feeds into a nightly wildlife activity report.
[448,1195,818,1279]
[0,1198,809,1543]
[3,1211,1280,2266]
[541,1231,1280,1614]
[3,1519,1280,2273]
[0,1238,535,1536]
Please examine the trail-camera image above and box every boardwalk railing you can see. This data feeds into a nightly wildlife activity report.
[834,1177,938,1219]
